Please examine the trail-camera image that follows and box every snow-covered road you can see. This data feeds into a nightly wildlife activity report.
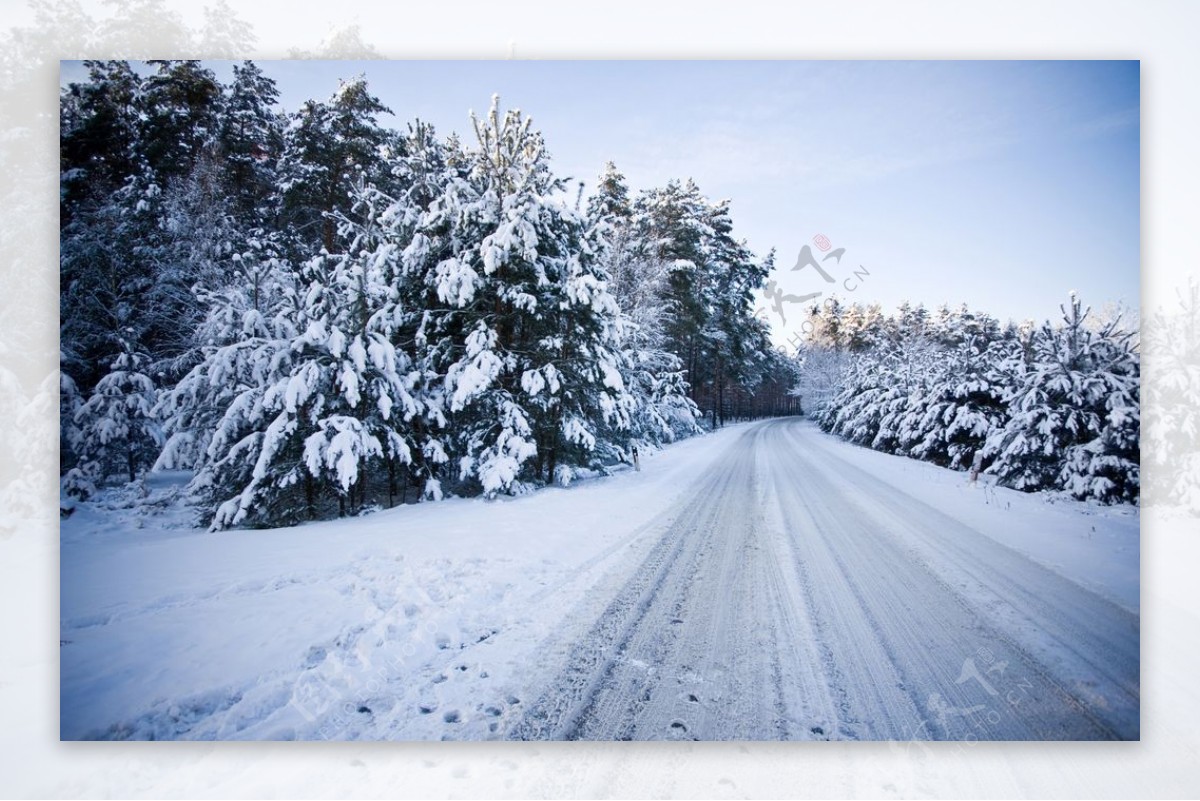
[513,419,1139,740]
[60,418,1139,741]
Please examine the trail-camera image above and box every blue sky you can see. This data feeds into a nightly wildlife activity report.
[64,59,1140,340]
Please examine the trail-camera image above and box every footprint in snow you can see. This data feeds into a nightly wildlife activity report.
[303,646,327,669]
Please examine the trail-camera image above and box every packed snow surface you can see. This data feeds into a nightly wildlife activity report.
[60,419,1138,740]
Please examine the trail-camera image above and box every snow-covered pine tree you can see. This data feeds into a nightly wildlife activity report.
[930,302,1001,349]
[59,60,143,227]
[293,189,431,513]
[892,301,931,345]
[138,60,223,185]
[794,344,851,418]
[154,239,299,474]
[148,151,247,376]
[402,97,634,494]
[62,61,250,455]
[631,179,715,406]
[60,63,159,487]
[218,60,283,220]
[804,297,848,350]
[588,162,699,448]
[192,190,428,529]
[841,302,887,352]
[628,177,773,425]
[819,349,891,446]
[701,206,772,427]
[63,337,162,496]
[870,336,936,454]
[904,335,1009,469]
[984,294,1140,502]
[276,75,398,259]
[817,312,934,456]
[367,120,461,501]
[815,302,1004,466]
[588,161,632,226]
[1057,309,1140,504]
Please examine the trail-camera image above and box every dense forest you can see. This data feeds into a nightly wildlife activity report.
[793,296,1141,504]
[58,60,799,528]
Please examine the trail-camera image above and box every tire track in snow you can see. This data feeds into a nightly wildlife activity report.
[779,422,1138,738]
[508,418,1138,740]
[509,425,766,740]
[771,420,1135,739]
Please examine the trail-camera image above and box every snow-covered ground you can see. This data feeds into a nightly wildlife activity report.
[60,418,1139,741]
[799,425,1140,613]
[60,425,750,740]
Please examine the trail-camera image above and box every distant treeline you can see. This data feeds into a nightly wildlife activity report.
[796,297,1140,504]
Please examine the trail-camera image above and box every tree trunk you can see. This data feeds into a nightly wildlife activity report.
[387,457,396,508]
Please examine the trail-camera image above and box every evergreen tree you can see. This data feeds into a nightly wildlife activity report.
[588,163,699,446]
[154,240,299,475]
[62,338,162,497]
[984,294,1140,502]
[60,60,142,225]
[904,336,1009,469]
[633,180,714,402]
[60,166,164,391]
[138,60,223,183]
[218,60,283,220]
[406,97,634,494]
[809,294,1139,504]
[277,76,398,257]
[587,161,633,224]
[181,193,435,528]
[629,179,772,424]
[794,344,851,417]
